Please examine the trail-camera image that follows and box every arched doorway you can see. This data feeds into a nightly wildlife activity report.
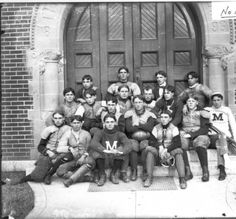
[66,2,201,97]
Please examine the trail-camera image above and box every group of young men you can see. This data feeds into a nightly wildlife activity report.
[16,67,236,190]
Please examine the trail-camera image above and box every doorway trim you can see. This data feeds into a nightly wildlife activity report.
[28,3,206,158]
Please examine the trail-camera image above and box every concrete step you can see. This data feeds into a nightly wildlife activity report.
[2,150,236,178]
[143,149,236,177]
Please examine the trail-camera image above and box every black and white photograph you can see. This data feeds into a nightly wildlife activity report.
[1,1,236,218]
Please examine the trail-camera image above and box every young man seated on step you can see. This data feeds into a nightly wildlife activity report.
[205,92,236,181]
[143,110,187,189]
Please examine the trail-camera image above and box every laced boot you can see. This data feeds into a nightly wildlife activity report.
[202,166,209,182]
[110,170,119,184]
[44,175,52,185]
[120,171,129,183]
[97,172,106,186]
[218,165,226,181]
[130,168,137,181]
[143,176,153,187]
[63,178,73,187]
[185,166,193,181]
[92,170,99,184]
[142,169,148,182]
[179,177,187,189]
[62,171,73,179]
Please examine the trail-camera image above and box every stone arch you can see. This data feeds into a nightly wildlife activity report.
[27,4,74,158]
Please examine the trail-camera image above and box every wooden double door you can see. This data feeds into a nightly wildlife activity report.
[66,2,200,97]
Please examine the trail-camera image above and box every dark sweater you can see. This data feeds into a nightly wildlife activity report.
[152,98,183,127]
[89,128,131,154]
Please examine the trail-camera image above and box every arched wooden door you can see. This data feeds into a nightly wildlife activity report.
[66,2,199,97]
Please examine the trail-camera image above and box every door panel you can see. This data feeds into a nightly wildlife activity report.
[66,3,200,95]
[99,3,133,96]
[165,3,197,86]
[132,3,166,86]
[66,4,100,90]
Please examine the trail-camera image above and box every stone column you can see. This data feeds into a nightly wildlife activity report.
[204,45,234,100]
[40,51,62,112]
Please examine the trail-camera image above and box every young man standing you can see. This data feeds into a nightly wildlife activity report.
[153,70,168,102]
[76,74,101,103]
[107,67,141,98]
[178,71,212,108]
[205,92,236,180]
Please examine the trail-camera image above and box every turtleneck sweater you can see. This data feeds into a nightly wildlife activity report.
[89,127,131,155]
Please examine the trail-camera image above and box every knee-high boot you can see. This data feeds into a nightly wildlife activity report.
[182,150,193,180]
[96,158,106,186]
[144,152,154,187]
[120,155,129,183]
[44,158,66,185]
[130,151,138,181]
[196,147,209,182]
[175,153,187,189]
[110,159,122,184]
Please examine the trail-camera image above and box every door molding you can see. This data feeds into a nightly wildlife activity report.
[28,3,208,158]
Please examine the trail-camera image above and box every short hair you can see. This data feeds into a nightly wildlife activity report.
[118,84,130,92]
[165,85,175,94]
[161,110,172,117]
[155,70,167,78]
[211,92,223,100]
[104,113,117,122]
[186,71,199,80]
[82,75,93,82]
[186,94,199,102]
[84,88,96,97]
[118,66,129,74]
[70,115,83,123]
[52,109,65,118]
[143,85,153,93]
[63,87,75,96]
[133,95,144,102]
[105,95,118,104]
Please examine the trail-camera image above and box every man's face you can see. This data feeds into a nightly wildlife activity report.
[186,98,198,109]
[164,90,174,101]
[118,69,129,82]
[187,75,198,86]
[156,74,166,85]
[160,113,171,126]
[106,100,116,113]
[212,96,223,109]
[119,87,129,100]
[82,79,93,89]
[52,113,65,127]
[133,97,144,111]
[64,91,75,103]
[143,89,153,101]
[85,94,96,105]
[71,119,83,132]
[104,117,116,130]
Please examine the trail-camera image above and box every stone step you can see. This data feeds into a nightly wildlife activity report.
[3,150,236,178]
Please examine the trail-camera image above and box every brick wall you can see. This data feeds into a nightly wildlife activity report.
[1,3,35,160]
